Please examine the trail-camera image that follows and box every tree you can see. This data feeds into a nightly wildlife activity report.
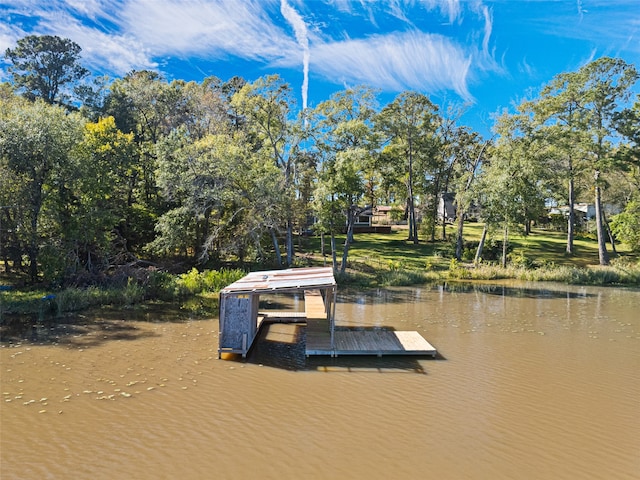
[154,128,282,265]
[574,58,638,265]
[449,128,489,261]
[4,35,89,106]
[431,106,465,242]
[231,75,300,266]
[0,94,84,282]
[614,94,640,187]
[481,111,548,267]
[377,91,439,244]
[101,71,178,253]
[309,87,378,274]
[530,72,591,255]
[69,117,137,274]
[609,95,640,252]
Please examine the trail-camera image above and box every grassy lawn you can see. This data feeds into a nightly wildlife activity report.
[300,227,452,272]
[296,222,639,287]
[492,226,635,268]
[301,222,636,270]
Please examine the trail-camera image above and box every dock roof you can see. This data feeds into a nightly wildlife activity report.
[220,267,336,294]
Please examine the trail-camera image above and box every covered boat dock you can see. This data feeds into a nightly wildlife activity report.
[218,267,436,358]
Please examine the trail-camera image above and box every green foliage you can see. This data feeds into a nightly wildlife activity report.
[0,94,85,282]
[610,198,640,251]
[376,91,439,243]
[52,281,145,314]
[310,86,379,273]
[174,268,245,297]
[0,268,246,317]
[144,267,245,300]
[508,250,535,268]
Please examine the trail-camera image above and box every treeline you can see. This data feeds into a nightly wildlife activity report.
[1,35,639,286]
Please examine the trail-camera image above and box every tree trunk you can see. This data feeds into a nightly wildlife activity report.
[285,220,294,267]
[604,214,617,256]
[474,224,487,265]
[594,171,609,265]
[320,232,326,266]
[501,222,508,268]
[340,208,355,274]
[330,232,337,272]
[270,229,282,268]
[407,139,419,244]
[408,198,418,244]
[407,196,414,242]
[0,210,7,274]
[28,182,44,283]
[566,172,575,255]
[413,204,419,244]
[455,212,464,261]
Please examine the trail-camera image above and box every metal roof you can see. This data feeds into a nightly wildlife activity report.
[220,267,336,294]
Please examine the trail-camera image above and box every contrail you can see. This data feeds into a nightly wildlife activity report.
[280,0,309,111]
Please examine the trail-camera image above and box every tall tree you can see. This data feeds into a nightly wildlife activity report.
[309,87,378,274]
[377,91,438,244]
[69,117,137,274]
[575,58,638,265]
[530,73,590,255]
[154,128,283,265]
[102,71,178,252]
[482,111,548,267]
[4,35,89,106]
[449,128,489,260]
[609,95,640,251]
[231,75,299,266]
[0,95,84,282]
[432,106,464,242]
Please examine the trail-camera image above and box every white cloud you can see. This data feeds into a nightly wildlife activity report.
[117,0,297,61]
[31,6,156,75]
[280,0,310,109]
[0,19,23,54]
[1,0,499,102]
[529,2,640,56]
[63,0,113,20]
[305,30,473,100]
[518,57,536,77]
[418,0,462,24]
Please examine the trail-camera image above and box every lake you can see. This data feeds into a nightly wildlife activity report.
[1,281,638,479]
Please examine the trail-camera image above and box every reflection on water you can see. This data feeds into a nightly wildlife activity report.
[1,281,639,480]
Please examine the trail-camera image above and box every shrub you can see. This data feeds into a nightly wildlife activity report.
[174,268,246,297]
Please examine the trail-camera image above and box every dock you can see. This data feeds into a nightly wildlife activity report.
[306,327,436,357]
[303,289,436,357]
[218,267,437,359]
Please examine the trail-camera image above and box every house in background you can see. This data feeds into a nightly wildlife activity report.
[547,202,621,229]
[371,205,395,224]
[353,207,373,229]
[437,193,456,223]
[575,203,596,221]
[350,206,393,233]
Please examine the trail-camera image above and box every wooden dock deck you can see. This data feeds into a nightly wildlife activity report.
[305,328,437,357]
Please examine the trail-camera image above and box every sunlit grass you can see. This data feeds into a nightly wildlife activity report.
[300,223,639,287]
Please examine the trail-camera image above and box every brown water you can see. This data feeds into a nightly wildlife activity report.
[1,282,639,479]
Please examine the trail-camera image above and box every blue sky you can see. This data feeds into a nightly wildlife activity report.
[1,0,639,136]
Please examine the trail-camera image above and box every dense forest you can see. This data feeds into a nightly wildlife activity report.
[1,35,639,287]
